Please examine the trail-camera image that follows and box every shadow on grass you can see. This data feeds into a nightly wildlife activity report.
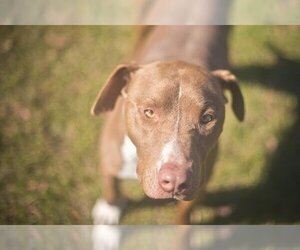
[199,44,300,224]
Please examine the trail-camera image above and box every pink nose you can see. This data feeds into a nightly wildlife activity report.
[158,163,191,195]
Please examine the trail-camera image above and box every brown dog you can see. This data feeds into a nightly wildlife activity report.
[91,26,244,224]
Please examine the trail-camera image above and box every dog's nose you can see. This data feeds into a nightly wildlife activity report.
[158,163,191,195]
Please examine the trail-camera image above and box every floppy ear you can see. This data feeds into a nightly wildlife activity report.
[91,64,138,116]
[212,70,245,122]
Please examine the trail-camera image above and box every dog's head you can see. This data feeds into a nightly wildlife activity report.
[92,61,244,200]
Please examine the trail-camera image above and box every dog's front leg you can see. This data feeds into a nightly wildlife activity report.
[92,172,126,225]
[175,200,195,225]
[175,189,206,224]
[102,173,122,205]
[91,171,125,250]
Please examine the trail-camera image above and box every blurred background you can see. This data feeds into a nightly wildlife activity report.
[0,26,299,224]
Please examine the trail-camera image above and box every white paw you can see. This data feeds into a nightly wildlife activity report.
[92,199,122,225]
[92,225,121,250]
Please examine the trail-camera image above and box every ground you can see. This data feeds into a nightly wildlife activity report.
[0,26,299,224]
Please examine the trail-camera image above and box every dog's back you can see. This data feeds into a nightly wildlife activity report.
[133,26,230,70]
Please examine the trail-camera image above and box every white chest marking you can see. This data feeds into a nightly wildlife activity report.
[118,136,138,179]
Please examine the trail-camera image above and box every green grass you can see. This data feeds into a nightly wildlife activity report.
[0,26,299,224]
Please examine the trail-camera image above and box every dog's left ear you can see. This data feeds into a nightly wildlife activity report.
[91,64,139,116]
[212,70,245,122]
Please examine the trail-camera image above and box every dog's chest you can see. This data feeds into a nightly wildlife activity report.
[117,136,138,179]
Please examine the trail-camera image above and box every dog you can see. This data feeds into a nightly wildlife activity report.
[91,26,244,224]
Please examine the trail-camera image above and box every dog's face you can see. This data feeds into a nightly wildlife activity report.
[92,61,244,200]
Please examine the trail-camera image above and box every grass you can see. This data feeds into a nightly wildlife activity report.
[0,26,299,224]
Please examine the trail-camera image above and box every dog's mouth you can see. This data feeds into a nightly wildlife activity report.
[173,194,191,201]
[148,191,194,201]
[143,183,195,201]
[173,189,195,201]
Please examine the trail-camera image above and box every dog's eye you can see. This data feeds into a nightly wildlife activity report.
[144,108,154,118]
[200,114,214,124]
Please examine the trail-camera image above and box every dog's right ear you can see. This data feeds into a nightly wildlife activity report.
[91,64,139,116]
